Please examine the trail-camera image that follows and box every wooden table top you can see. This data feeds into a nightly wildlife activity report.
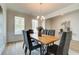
[31,34,59,45]
[38,35,59,45]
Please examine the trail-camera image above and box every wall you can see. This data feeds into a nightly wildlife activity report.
[46,10,79,41]
[46,4,79,19]
[45,18,52,29]
[0,4,7,54]
[7,9,34,42]
[0,8,4,54]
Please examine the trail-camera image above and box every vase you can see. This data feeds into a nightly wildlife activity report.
[38,31,42,37]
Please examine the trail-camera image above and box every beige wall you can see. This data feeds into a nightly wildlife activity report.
[7,9,34,42]
[46,10,79,41]
[0,4,7,54]
[45,19,53,29]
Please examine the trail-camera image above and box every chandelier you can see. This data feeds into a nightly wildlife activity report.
[36,3,45,20]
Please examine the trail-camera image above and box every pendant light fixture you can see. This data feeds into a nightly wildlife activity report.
[36,3,45,20]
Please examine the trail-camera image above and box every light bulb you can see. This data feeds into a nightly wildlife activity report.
[42,16,45,20]
[37,16,39,19]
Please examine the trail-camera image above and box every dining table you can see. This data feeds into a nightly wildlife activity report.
[31,34,59,55]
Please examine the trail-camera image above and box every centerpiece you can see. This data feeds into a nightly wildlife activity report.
[37,26,43,36]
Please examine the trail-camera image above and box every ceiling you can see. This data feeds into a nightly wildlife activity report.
[6,3,72,16]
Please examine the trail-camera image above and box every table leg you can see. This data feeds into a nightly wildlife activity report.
[40,44,48,55]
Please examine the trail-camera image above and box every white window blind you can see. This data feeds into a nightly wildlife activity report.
[15,16,25,35]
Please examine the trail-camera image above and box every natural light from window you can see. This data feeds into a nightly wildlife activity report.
[15,16,25,35]
[32,19,38,34]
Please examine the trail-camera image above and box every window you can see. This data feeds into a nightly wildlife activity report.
[32,19,38,34]
[15,16,25,35]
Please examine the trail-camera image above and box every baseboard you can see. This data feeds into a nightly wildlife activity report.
[7,40,23,44]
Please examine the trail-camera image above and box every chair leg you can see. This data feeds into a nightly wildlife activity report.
[40,45,45,55]
[29,50,31,55]
[25,46,27,55]
[67,53,68,55]
[23,43,24,49]
[40,47,42,55]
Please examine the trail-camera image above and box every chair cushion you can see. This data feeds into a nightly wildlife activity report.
[31,39,36,42]
[31,44,41,50]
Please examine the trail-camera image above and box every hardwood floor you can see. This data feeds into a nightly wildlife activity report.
[2,40,79,55]
[70,40,79,53]
[2,41,40,55]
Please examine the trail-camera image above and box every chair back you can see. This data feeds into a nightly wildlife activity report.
[63,31,72,54]
[23,30,32,50]
[57,31,72,55]
[47,30,55,36]
[43,29,47,35]
[43,29,55,36]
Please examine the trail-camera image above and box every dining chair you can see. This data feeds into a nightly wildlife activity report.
[22,30,42,55]
[42,29,47,35]
[22,30,36,48]
[47,31,72,55]
[47,30,55,36]
[48,30,56,45]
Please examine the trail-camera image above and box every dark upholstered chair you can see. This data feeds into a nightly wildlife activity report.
[42,29,47,35]
[43,29,55,36]
[47,30,55,36]
[42,29,55,45]
[47,31,72,55]
[22,29,35,48]
[22,30,41,55]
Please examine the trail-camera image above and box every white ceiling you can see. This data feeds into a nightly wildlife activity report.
[6,3,72,16]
